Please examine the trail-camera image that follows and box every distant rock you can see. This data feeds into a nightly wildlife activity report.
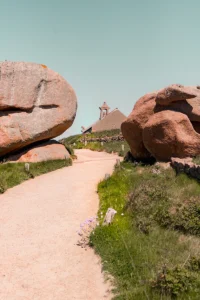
[0,61,77,157]
[122,84,200,161]
[7,141,70,163]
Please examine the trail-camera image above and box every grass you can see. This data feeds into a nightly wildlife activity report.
[75,141,130,156]
[0,159,72,193]
[60,130,130,157]
[60,134,82,145]
[90,163,200,299]
[83,129,121,138]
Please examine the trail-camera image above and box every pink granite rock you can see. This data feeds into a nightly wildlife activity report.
[7,141,70,163]
[143,111,200,161]
[122,84,200,161]
[155,84,197,106]
[0,61,77,157]
[121,93,156,159]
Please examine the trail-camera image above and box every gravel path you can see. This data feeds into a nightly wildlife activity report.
[0,149,120,300]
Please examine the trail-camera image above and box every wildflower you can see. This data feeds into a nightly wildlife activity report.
[77,216,98,248]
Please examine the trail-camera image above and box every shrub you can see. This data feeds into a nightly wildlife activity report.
[188,256,200,272]
[168,198,200,236]
[151,266,197,297]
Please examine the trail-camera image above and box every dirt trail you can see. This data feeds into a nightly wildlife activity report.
[0,149,120,300]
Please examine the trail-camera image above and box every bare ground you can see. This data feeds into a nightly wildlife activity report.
[0,149,120,300]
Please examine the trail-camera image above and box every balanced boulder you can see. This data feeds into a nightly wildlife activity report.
[122,84,200,161]
[0,61,77,157]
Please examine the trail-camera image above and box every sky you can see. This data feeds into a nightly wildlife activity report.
[1,0,200,138]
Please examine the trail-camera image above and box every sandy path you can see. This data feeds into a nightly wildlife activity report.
[0,149,119,300]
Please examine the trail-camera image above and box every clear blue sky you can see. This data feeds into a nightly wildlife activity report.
[1,0,200,137]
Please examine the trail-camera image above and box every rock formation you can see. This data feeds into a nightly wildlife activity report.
[7,141,70,163]
[0,61,77,161]
[121,84,200,161]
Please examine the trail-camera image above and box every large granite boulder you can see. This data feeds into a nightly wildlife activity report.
[121,93,156,159]
[143,111,200,161]
[0,61,77,157]
[6,141,70,163]
[122,84,200,161]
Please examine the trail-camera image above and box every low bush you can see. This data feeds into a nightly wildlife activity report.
[127,167,200,237]
[151,266,199,297]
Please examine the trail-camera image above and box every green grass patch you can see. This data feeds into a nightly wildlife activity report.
[75,141,130,157]
[60,130,121,146]
[60,130,130,157]
[0,159,72,193]
[84,129,121,138]
[90,163,200,299]
[60,134,82,145]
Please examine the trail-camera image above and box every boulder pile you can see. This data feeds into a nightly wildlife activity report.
[121,84,200,161]
[0,61,77,162]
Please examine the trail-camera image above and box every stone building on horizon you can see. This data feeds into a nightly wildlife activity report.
[81,102,126,134]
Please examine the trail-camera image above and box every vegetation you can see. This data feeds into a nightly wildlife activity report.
[60,134,81,145]
[75,140,130,157]
[193,156,200,165]
[0,159,72,193]
[60,130,130,157]
[83,129,121,138]
[63,143,74,156]
[90,162,200,299]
